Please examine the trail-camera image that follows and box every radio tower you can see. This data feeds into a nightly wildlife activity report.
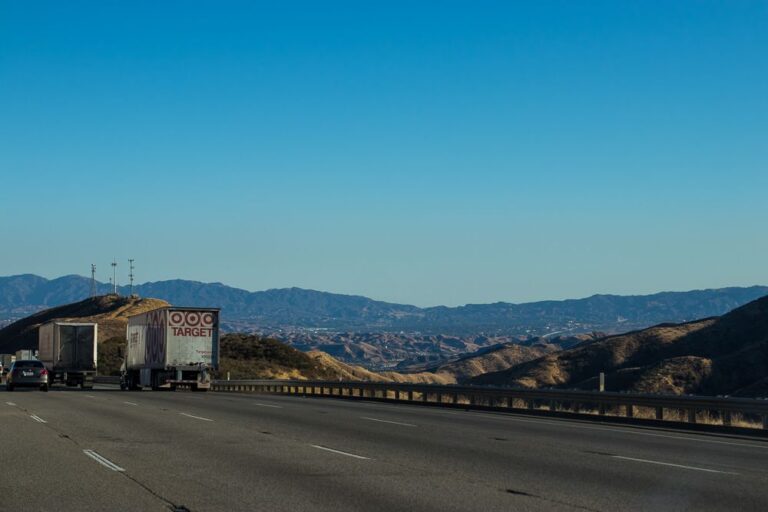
[128,259,135,297]
[90,264,97,297]
[111,259,118,295]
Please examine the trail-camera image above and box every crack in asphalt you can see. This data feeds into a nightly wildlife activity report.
[504,488,604,512]
[11,402,188,511]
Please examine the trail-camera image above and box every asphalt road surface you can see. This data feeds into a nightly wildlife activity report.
[1,385,767,512]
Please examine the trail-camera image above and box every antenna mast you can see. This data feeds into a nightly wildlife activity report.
[90,264,96,297]
[111,259,118,295]
[128,259,135,296]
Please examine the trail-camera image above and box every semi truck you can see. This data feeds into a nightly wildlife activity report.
[0,354,15,368]
[38,322,98,388]
[122,307,219,391]
[15,349,37,360]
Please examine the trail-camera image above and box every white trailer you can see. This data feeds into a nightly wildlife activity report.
[15,349,37,360]
[0,354,15,367]
[38,322,98,388]
[123,307,219,391]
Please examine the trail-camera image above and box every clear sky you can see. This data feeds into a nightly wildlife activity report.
[1,1,766,307]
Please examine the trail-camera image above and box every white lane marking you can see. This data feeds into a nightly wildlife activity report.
[5,402,16,406]
[84,395,96,399]
[30,415,47,423]
[254,403,283,409]
[310,445,371,460]
[613,455,739,475]
[361,416,417,427]
[246,393,768,451]
[480,414,768,450]
[123,401,138,406]
[83,450,125,472]
[180,412,214,422]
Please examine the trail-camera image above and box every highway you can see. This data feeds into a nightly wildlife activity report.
[1,386,767,512]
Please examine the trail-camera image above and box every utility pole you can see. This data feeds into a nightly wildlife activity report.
[90,264,96,297]
[111,259,118,295]
[128,259,135,296]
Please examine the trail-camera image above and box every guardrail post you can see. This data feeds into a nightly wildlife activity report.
[549,400,557,412]
[408,391,414,401]
[422,391,429,403]
[687,409,697,424]
[527,400,534,410]
[625,405,634,418]
[506,397,513,409]
[655,407,663,420]
[762,415,768,430]
[573,402,580,414]
[722,411,732,427]
[453,393,459,405]
[469,395,476,406]
[598,403,606,415]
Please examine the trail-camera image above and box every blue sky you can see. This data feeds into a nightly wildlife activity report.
[1,1,766,306]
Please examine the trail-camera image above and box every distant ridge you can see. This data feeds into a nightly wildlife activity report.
[1,274,766,336]
[470,294,768,397]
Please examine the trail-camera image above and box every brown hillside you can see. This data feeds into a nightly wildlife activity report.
[470,294,768,397]
[217,334,451,383]
[0,295,169,354]
[428,343,556,384]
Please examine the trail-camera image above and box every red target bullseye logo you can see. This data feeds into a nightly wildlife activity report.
[168,311,215,327]
[185,312,201,326]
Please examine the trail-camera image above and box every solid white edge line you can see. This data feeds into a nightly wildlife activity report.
[612,455,739,475]
[310,445,371,460]
[479,414,768,450]
[123,401,138,406]
[5,402,16,406]
[30,415,47,423]
[180,412,214,422]
[254,403,283,408]
[361,416,417,427]
[84,395,96,398]
[83,450,125,472]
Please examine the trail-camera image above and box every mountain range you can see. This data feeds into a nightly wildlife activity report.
[471,294,768,397]
[1,274,766,338]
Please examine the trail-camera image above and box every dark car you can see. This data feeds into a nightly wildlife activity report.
[6,360,49,391]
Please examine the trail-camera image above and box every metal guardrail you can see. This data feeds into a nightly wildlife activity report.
[212,379,768,432]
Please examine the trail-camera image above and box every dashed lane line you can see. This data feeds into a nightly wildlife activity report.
[361,416,417,427]
[180,412,214,422]
[613,455,739,475]
[310,445,371,460]
[83,450,125,472]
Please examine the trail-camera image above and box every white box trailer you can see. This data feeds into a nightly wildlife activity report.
[15,349,37,360]
[0,354,15,368]
[123,307,219,391]
[38,322,98,388]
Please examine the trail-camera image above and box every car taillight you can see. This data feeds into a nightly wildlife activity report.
[40,369,48,376]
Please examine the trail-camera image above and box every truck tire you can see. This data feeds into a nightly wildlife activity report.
[41,384,49,392]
